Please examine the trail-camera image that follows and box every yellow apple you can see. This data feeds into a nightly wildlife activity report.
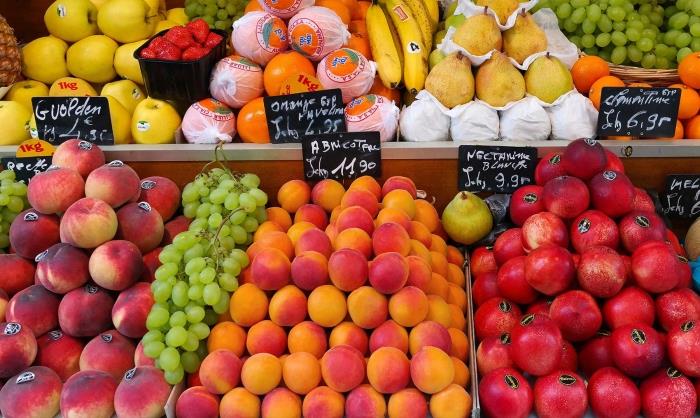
[166,8,188,25]
[114,40,147,85]
[145,0,167,20]
[21,36,69,85]
[154,19,178,34]
[44,0,98,42]
[66,35,118,84]
[89,0,109,8]
[105,95,132,144]
[0,101,31,145]
[97,0,158,43]
[101,80,144,114]
[131,97,181,144]
[6,80,49,111]
[49,77,97,96]
[28,114,38,139]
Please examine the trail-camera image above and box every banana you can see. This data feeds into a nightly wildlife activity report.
[385,0,429,94]
[421,0,440,31]
[402,0,433,52]
[366,4,403,89]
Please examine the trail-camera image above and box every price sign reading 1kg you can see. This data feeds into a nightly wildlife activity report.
[660,174,700,219]
[32,96,115,146]
[302,132,381,181]
[596,87,681,138]
[264,89,346,144]
[458,145,537,193]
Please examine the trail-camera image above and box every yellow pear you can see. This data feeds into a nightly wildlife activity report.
[425,52,474,108]
[89,0,109,8]
[524,54,574,103]
[114,40,147,85]
[166,8,189,25]
[49,77,97,96]
[131,98,181,144]
[101,80,145,114]
[67,35,119,84]
[475,0,519,23]
[453,13,502,56]
[442,191,493,245]
[0,101,31,146]
[97,0,158,43]
[6,80,49,111]
[145,0,167,20]
[475,51,526,107]
[21,36,69,85]
[503,12,547,64]
[44,0,98,43]
[105,96,132,144]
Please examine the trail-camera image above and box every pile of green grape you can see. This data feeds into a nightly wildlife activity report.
[534,0,700,68]
[184,0,248,30]
[0,169,27,251]
[140,167,268,384]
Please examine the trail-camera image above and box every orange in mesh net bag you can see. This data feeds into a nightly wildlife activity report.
[316,48,376,103]
[288,6,351,62]
[345,94,400,142]
[232,12,289,66]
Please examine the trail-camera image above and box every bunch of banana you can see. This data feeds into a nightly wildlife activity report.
[366,0,438,94]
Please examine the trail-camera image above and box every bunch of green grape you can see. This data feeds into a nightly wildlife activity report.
[140,167,268,384]
[535,0,700,68]
[0,169,28,251]
[184,0,249,30]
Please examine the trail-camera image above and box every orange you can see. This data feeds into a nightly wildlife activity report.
[345,33,372,60]
[264,51,316,96]
[685,115,700,138]
[627,82,652,87]
[349,20,367,36]
[339,0,361,19]
[672,120,685,139]
[571,56,610,94]
[588,75,625,109]
[244,0,264,13]
[237,97,270,143]
[356,1,371,20]
[317,0,351,24]
[669,84,700,120]
[368,76,402,106]
[679,52,700,89]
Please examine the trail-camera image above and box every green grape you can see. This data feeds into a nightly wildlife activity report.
[222,257,241,276]
[693,0,700,15]
[611,45,628,63]
[231,225,247,244]
[164,366,185,385]
[215,20,229,30]
[183,331,200,352]
[166,326,188,347]
[230,210,247,225]
[204,310,219,326]
[656,56,671,68]
[159,347,181,372]
[612,22,626,31]
[628,45,643,62]
[183,244,205,263]
[152,282,173,303]
[641,28,657,39]
[637,38,654,52]
[209,188,228,205]
[669,12,690,29]
[185,257,207,276]
[572,0,589,7]
[665,30,681,46]
[640,15,650,25]
[172,282,190,307]
[7,197,22,213]
[143,341,165,359]
[190,322,211,340]
[0,195,9,207]
[676,33,693,48]
[650,12,664,26]
[181,351,201,373]
[142,330,164,344]
[170,311,188,328]
[231,249,250,268]
[564,17,578,31]
[248,188,268,206]
[224,193,240,210]
[218,272,239,292]
[666,46,679,60]
[10,182,26,196]
[159,247,182,264]
[240,173,261,189]
[598,49,611,62]
[185,2,199,16]
[691,38,700,51]
[146,307,169,329]
[218,225,231,238]
[662,4,676,16]
[155,263,178,282]
[691,16,700,25]
[203,283,222,306]
[610,0,623,6]
[188,284,203,301]
[186,305,206,323]
[226,3,237,16]
[691,23,700,37]
[195,203,211,219]
[189,218,208,233]
[208,212,223,229]
[0,170,14,181]
[213,291,230,314]
[182,184,200,203]
[607,6,626,21]
[598,15,613,32]
[217,0,227,6]
[612,31,627,46]
[627,27,641,41]
[678,47,693,62]
[200,266,217,284]
[641,52,657,68]
[238,193,257,213]
[253,206,267,223]
[597,33,612,47]
[242,216,259,233]
[655,43,670,57]
[678,0,690,10]
[210,204,224,215]
[174,232,198,250]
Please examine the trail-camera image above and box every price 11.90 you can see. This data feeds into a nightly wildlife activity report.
[330,157,377,178]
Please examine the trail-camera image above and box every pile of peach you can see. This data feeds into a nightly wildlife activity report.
[175,176,473,418]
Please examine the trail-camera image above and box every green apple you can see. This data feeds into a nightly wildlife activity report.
[97,0,157,43]
[44,0,98,43]
[433,29,447,46]
[0,101,31,146]
[6,80,49,111]
[445,14,465,30]
[105,95,132,144]
[429,49,446,70]
[114,40,147,85]
[21,36,69,85]
[131,98,181,144]
[67,35,118,84]
[101,80,144,114]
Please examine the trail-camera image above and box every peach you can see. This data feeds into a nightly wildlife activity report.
[368,252,409,294]
[410,346,455,394]
[207,322,247,357]
[388,388,429,418]
[341,188,379,217]
[345,384,387,418]
[0,322,37,378]
[308,284,347,328]
[448,305,467,331]
[88,240,142,291]
[137,176,180,222]
[446,264,466,287]
[333,227,373,258]
[329,206,342,224]
[295,228,332,257]
[246,320,287,356]
[348,286,388,329]
[325,223,338,243]
[114,367,171,418]
[220,387,261,418]
[250,231,294,260]
[448,328,469,360]
[52,139,106,179]
[79,330,135,381]
[329,322,369,355]
[372,223,411,256]
[0,366,62,417]
[414,199,440,232]
[250,247,291,290]
[84,161,140,208]
[230,283,268,327]
[7,285,60,337]
[303,386,345,418]
[291,251,329,291]
[369,320,409,353]
[241,353,282,395]
[350,175,382,199]
[269,285,307,327]
[58,283,115,337]
[60,370,117,418]
[429,384,472,418]
[254,221,284,242]
[0,254,34,295]
[286,221,316,246]
[328,248,368,291]
[199,349,242,394]
[288,321,328,359]
[426,295,452,328]
[60,197,118,249]
[9,209,60,260]
[312,179,345,211]
[382,176,417,197]
[409,239,432,264]
[134,340,155,367]
[451,357,470,387]
[367,346,410,394]
[409,321,452,355]
[447,284,467,312]
[321,345,366,392]
[27,166,85,215]
[408,221,432,248]
[262,387,302,418]
[278,180,311,213]
[35,243,90,294]
[446,245,465,266]
[283,351,322,395]
[376,207,411,230]
[175,386,219,418]
[36,330,83,380]
[161,215,190,245]
[111,282,153,339]
[406,255,432,292]
[294,204,329,229]
[267,206,293,231]
[427,273,450,301]
[116,202,164,253]
[389,286,429,327]
[336,205,375,235]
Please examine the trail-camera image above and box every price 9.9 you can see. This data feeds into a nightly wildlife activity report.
[601,109,673,134]
[495,172,528,190]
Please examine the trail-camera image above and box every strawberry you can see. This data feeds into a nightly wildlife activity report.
[139,47,157,59]
[156,40,182,61]
[182,46,209,61]
[148,36,168,50]
[164,26,195,50]
[203,32,223,49]
[186,18,210,44]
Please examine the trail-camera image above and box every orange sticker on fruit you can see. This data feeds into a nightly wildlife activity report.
[258,0,313,19]
[322,49,366,83]
[189,98,234,122]
[279,72,321,95]
[257,14,288,53]
[15,139,55,158]
[289,17,325,59]
[345,94,382,122]
[232,12,289,66]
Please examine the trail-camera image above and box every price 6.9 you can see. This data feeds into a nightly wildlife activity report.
[331,157,377,178]
[601,109,673,133]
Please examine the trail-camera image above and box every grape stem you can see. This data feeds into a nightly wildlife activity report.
[209,207,244,271]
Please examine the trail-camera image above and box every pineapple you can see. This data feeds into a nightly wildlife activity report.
[0,14,20,87]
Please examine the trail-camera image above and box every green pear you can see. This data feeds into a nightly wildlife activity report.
[503,12,547,64]
[434,29,447,46]
[425,52,474,108]
[441,191,493,245]
[445,1,459,17]
[475,0,519,23]
[445,14,466,30]
[453,13,502,56]
[429,49,446,70]
[475,51,526,107]
[524,54,574,103]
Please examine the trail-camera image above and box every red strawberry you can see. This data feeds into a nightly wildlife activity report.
[148,36,168,50]
[203,32,223,49]
[139,47,157,59]
[156,41,182,61]
[186,18,210,44]
[182,46,209,61]
[164,26,195,50]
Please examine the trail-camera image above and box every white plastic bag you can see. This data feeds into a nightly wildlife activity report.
[547,91,598,140]
[209,55,265,109]
[345,94,400,142]
[181,99,237,144]
[499,96,551,141]
[449,101,499,141]
[399,90,451,142]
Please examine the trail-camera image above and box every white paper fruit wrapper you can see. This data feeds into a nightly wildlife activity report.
[547,92,599,141]
[231,12,288,66]
[449,101,500,141]
[499,96,551,141]
[209,56,265,109]
[345,94,400,142]
[400,90,451,142]
[454,0,539,30]
[181,99,237,144]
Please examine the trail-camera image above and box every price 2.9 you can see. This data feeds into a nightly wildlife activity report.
[331,157,377,178]
[601,109,673,134]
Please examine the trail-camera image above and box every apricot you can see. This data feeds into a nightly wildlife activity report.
[199,349,242,394]
[250,247,291,290]
[410,346,455,394]
[426,295,452,328]
[429,384,472,418]
[429,251,449,277]
[320,345,366,392]
[246,320,287,356]
[269,285,307,327]
[220,387,261,418]
[347,286,388,329]
[308,285,347,328]
[408,221,433,248]
[427,273,450,300]
[340,187,379,217]
[389,286,429,327]
[333,227,372,258]
[295,228,332,257]
[261,388,302,418]
[368,252,409,294]
[430,235,448,255]
[207,322,246,357]
[253,220,284,242]
[369,320,409,353]
[241,353,282,395]
[294,204,329,230]
[446,284,467,312]
[409,321,452,355]
[409,240,432,264]
[311,179,345,212]
[372,222,411,256]
[448,304,467,331]
[382,189,416,219]
[325,223,338,243]
[451,357,470,388]
[282,351,322,395]
[345,384,387,418]
[329,322,369,355]
[175,386,219,418]
[328,248,368,292]
[329,206,342,224]
[230,283,268,327]
[266,207,293,231]
[336,206,375,235]
[251,231,295,260]
[382,176,417,198]
[448,328,469,360]
[446,264,466,287]
[288,321,328,359]
[349,175,382,199]
[303,386,345,418]
[375,207,411,230]
[406,255,432,292]
[290,251,329,291]
[367,346,410,394]
[277,180,311,213]
[287,222,316,247]
[388,388,429,418]
[446,245,465,266]
[414,199,440,232]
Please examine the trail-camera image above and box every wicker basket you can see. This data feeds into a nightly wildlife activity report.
[608,63,680,86]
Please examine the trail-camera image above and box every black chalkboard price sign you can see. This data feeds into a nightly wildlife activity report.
[264,89,346,144]
[596,87,681,138]
[31,97,115,146]
[1,156,52,183]
[660,174,700,219]
[302,132,381,181]
[458,145,537,193]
